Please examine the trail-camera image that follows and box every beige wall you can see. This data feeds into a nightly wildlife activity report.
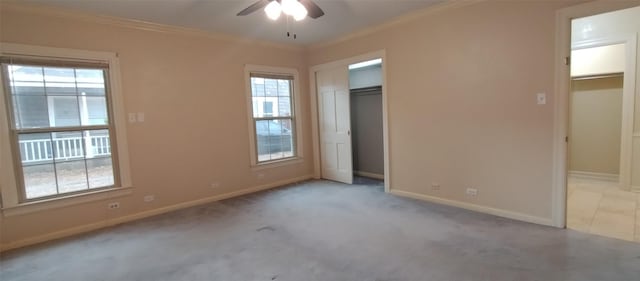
[0,5,313,246]
[308,1,583,221]
[569,77,623,175]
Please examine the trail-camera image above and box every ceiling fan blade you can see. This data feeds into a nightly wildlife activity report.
[237,0,272,16]
[299,0,325,19]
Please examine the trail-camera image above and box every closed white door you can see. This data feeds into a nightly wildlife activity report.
[316,66,353,184]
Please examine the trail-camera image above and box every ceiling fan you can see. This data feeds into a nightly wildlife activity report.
[237,0,325,21]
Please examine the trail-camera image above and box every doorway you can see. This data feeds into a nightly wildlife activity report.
[560,5,640,242]
[310,51,390,191]
[349,59,384,185]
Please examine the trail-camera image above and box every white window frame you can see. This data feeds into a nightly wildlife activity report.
[244,65,303,168]
[0,43,132,215]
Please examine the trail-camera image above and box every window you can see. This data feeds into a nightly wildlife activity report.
[245,65,301,165]
[263,101,274,116]
[0,43,131,208]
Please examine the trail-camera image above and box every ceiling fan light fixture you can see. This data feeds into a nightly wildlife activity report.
[264,1,282,20]
[293,2,308,21]
[281,0,297,16]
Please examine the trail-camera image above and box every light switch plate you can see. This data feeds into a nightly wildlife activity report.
[128,113,137,123]
[536,93,546,105]
[137,112,145,122]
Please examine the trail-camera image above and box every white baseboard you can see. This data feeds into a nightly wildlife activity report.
[568,171,619,182]
[354,171,384,180]
[0,174,313,252]
[389,189,554,227]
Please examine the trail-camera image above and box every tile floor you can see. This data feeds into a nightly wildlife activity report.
[567,175,640,242]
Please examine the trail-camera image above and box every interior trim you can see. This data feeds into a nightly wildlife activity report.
[568,171,619,182]
[354,171,384,180]
[390,189,553,227]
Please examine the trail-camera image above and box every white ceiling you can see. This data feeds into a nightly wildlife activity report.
[23,0,445,45]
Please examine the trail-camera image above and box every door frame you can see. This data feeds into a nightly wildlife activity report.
[309,50,391,192]
[552,0,640,228]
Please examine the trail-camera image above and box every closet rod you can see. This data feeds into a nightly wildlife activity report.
[572,72,623,81]
[350,86,382,95]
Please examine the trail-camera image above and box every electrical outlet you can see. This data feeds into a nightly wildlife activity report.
[143,195,155,202]
[431,183,440,190]
[257,173,265,180]
[210,182,220,189]
[466,188,478,196]
[108,202,120,209]
[128,113,136,123]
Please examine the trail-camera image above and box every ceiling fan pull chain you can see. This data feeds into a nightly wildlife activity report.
[291,16,296,40]
[286,15,290,37]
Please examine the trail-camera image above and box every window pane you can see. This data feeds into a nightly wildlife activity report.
[277,80,290,97]
[49,96,80,127]
[20,133,56,199]
[87,157,114,189]
[44,67,75,83]
[75,69,104,84]
[255,119,294,162]
[52,131,85,161]
[83,97,108,125]
[279,119,294,159]
[56,160,88,193]
[23,164,57,199]
[45,82,77,95]
[251,77,264,97]
[268,120,284,160]
[256,120,271,162]
[265,79,278,97]
[9,65,43,82]
[263,101,273,116]
[13,95,49,128]
[19,133,54,164]
[278,97,291,117]
[85,129,111,157]
[78,83,105,96]
[12,81,45,95]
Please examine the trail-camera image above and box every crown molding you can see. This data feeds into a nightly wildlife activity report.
[307,0,485,50]
[0,2,305,52]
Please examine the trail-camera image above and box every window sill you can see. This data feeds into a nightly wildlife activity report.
[251,157,304,171]
[1,186,133,217]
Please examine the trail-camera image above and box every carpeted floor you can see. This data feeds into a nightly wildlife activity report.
[2,178,640,281]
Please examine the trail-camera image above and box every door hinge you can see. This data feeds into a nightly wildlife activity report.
[565,136,569,143]
[564,56,570,66]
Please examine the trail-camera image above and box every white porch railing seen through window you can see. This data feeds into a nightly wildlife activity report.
[19,135,111,164]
